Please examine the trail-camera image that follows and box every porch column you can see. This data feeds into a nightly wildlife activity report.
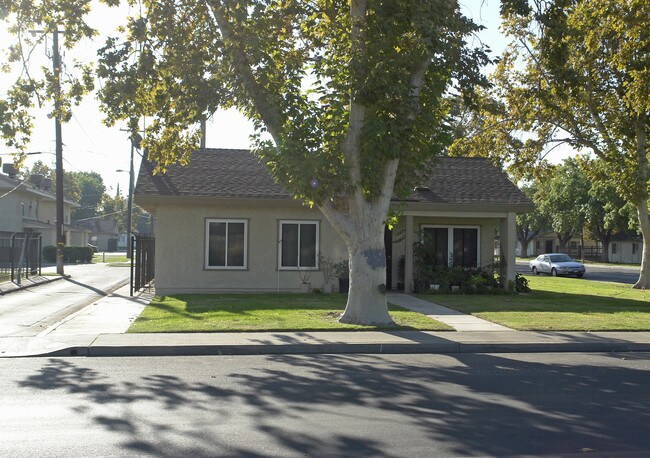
[500,212,516,287]
[404,215,414,293]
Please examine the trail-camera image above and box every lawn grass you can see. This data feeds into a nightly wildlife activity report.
[93,254,130,263]
[129,293,453,333]
[419,276,650,331]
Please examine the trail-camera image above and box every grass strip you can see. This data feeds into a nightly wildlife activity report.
[129,293,453,333]
[419,276,650,331]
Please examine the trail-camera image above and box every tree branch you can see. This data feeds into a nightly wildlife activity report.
[207,0,284,144]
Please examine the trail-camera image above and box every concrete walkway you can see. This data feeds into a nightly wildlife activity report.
[387,292,511,331]
[1,283,650,357]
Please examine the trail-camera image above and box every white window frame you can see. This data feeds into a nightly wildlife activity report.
[420,225,481,267]
[278,220,320,270]
[204,218,248,270]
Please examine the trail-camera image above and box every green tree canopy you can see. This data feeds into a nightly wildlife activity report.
[535,158,590,251]
[483,0,650,287]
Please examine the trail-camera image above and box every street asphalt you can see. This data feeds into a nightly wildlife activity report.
[1,263,649,358]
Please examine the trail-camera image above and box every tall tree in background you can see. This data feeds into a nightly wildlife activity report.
[516,183,545,257]
[96,0,488,324]
[535,158,590,252]
[581,159,636,262]
[69,171,106,223]
[22,160,80,201]
[498,0,650,288]
[101,191,127,233]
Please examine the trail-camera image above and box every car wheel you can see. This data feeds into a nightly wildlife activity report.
[551,268,558,277]
[576,273,583,278]
[532,267,538,275]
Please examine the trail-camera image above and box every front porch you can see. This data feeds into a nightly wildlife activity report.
[388,210,517,292]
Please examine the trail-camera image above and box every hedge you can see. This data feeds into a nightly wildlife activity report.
[42,245,94,264]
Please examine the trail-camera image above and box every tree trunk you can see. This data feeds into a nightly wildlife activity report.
[633,116,649,289]
[319,160,399,326]
[342,222,392,325]
[633,198,650,289]
[557,232,572,252]
[600,239,610,263]
[520,238,530,258]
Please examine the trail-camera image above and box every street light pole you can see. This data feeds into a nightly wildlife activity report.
[118,131,142,259]
[126,140,134,259]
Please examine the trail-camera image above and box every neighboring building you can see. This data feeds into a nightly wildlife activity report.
[134,149,534,296]
[0,166,89,247]
[525,232,601,260]
[609,232,643,264]
[78,219,119,252]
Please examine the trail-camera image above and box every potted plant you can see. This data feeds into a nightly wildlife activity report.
[333,259,350,293]
[319,255,336,294]
[413,230,437,293]
[297,268,312,293]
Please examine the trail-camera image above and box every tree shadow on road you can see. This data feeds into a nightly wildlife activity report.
[14,353,650,456]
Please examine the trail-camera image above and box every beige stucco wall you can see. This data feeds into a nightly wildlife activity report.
[0,191,26,233]
[609,241,642,264]
[389,216,499,289]
[154,200,349,295]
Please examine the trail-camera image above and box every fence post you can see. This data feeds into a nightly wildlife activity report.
[10,233,17,284]
[130,234,135,297]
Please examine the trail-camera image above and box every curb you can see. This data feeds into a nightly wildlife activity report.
[0,275,67,295]
[37,341,650,358]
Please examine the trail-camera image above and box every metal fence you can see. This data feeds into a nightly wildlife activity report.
[131,234,155,296]
[0,232,42,285]
[563,246,602,261]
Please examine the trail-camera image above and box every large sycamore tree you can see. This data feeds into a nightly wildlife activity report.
[94,0,487,324]
[496,0,650,288]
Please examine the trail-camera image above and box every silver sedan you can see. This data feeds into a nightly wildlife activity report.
[529,253,586,278]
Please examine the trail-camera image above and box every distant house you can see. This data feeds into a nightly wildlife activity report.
[134,149,533,296]
[0,166,88,248]
[609,233,643,264]
[527,232,602,260]
[78,219,119,252]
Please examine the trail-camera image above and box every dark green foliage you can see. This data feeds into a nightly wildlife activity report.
[42,245,57,263]
[509,274,531,294]
[43,245,92,263]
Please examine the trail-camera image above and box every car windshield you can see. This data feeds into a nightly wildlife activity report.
[550,254,573,263]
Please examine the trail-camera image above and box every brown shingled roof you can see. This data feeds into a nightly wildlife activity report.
[409,156,533,206]
[135,148,291,199]
[135,149,532,208]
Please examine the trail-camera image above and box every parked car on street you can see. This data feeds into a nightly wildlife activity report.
[529,253,586,278]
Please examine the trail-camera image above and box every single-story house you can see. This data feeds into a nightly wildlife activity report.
[521,232,602,259]
[77,219,119,252]
[134,149,534,295]
[609,232,643,264]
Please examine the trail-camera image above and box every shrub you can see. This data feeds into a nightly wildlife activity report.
[62,245,95,263]
[42,245,57,263]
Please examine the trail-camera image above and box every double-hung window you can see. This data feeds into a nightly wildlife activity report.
[205,219,247,269]
[279,220,319,269]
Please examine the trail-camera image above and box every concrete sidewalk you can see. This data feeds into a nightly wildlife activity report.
[1,283,650,357]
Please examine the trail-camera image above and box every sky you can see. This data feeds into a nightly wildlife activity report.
[0,0,507,199]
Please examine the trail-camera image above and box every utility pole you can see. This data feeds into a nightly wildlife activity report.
[27,26,65,275]
[52,28,65,275]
